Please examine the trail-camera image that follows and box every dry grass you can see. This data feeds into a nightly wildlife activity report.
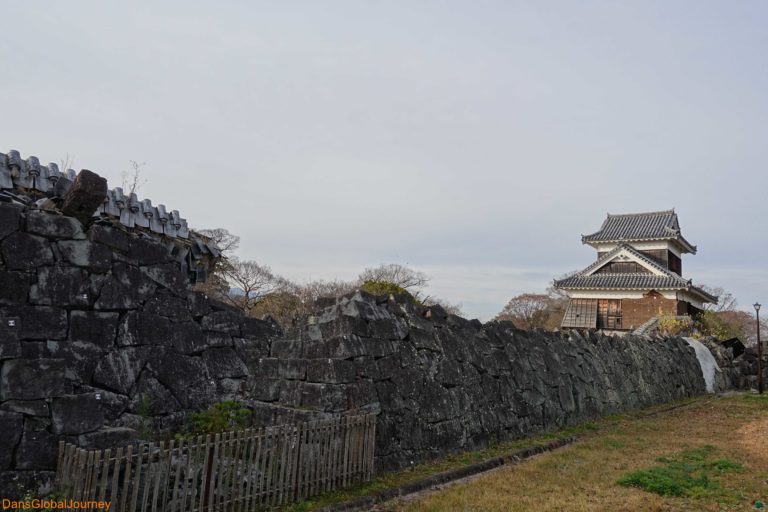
[392,394,768,512]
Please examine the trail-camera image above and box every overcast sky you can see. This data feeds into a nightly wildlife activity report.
[2,1,767,320]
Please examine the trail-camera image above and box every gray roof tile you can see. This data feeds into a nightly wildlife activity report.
[582,209,696,252]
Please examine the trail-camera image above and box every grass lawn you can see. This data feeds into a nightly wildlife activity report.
[392,393,768,511]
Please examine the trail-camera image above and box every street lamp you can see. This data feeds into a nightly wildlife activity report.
[755,302,763,394]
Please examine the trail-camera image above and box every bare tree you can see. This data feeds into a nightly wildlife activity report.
[196,228,240,256]
[495,293,551,330]
[697,285,736,312]
[122,160,147,195]
[422,297,464,316]
[222,259,288,315]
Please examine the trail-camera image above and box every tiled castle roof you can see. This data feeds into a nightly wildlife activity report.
[554,242,717,303]
[581,209,696,253]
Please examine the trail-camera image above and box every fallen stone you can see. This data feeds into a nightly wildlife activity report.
[60,170,107,226]
[0,203,22,240]
[0,271,32,305]
[69,311,119,347]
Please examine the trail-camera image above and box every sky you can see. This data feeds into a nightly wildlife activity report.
[2,1,767,320]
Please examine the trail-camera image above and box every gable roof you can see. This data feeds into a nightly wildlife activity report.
[581,209,697,253]
[554,243,717,303]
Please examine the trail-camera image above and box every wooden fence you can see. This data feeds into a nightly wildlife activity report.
[55,413,376,511]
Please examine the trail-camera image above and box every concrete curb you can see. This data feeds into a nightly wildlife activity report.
[316,436,577,512]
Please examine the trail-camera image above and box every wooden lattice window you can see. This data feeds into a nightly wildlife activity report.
[597,299,622,329]
[561,299,598,328]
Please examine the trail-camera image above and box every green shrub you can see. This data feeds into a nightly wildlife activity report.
[185,401,252,436]
[360,280,416,302]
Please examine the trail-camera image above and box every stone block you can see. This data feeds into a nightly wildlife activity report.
[200,310,242,335]
[0,359,69,400]
[57,240,112,272]
[117,311,172,346]
[0,233,54,270]
[0,400,49,417]
[0,411,23,469]
[149,353,215,409]
[56,340,104,383]
[0,316,21,360]
[240,317,279,340]
[0,271,32,305]
[29,267,90,307]
[270,339,302,358]
[93,348,147,395]
[232,337,270,362]
[88,224,131,253]
[140,263,188,297]
[243,378,281,402]
[69,311,118,347]
[16,418,59,470]
[277,359,307,380]
[51,393,105,435]
[128,236,173,265]
[129,375,181,415]
[26,211,85,240]
[202,347,248,379]
[9,306,68,340]
[59,170,107,226]
[78,427,137,449]
[170,321,208,354]
[0,203,22,240]
[142,294,191,322]
[187,292,212,318]
[306,359,357,384]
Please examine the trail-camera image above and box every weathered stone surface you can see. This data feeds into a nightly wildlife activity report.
[6,306,68,340]
[170,321,208,354]
[93,348,147,395]
[0,359,69,400]
[59,169,107,226]
[0,271,32,305]
[0,316,21,360]
[29,266,90,307]
[306,359,357,384]
[51,394,105,435]
[143,294,191,322]
[128,236,172,265]
[0,411,23,469]
[0,232,54,270]
[78,427,137,449]
[0,203,23,240]
[89,224,131,253]
[0,400,49,417]
[140,263,188,297]
[117,311,172,346]
[16,418,59,470]
[200,310,242,335]
[57,240,112,272]
[149,353,215,409]
[202,348,248,379]
[69,311,119,347]
[26,211,85,240]
[129,374,181,415]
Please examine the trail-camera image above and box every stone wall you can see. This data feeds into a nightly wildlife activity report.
[0,200,712,497]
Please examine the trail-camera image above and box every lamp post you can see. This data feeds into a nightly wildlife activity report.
[755,302,763,394]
